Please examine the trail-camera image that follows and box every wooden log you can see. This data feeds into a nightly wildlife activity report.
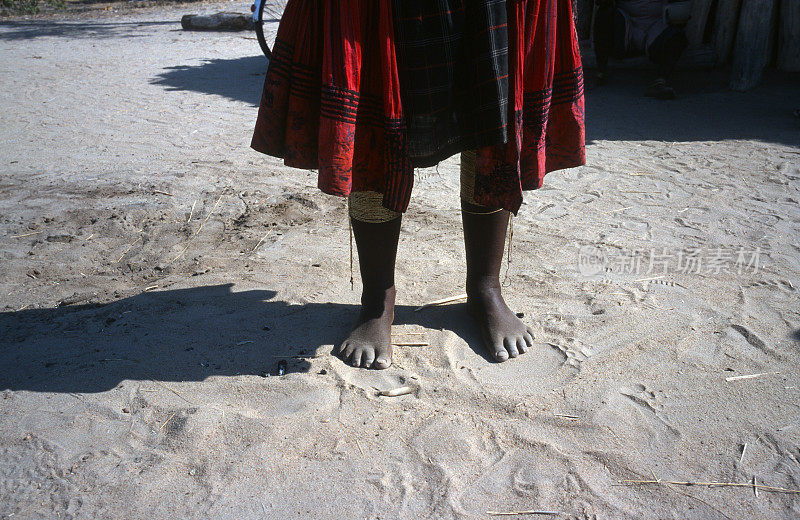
[730,0,778,91]
[711,0,742,65]
[685,0,714,48]
[181,12,254,32]
[778,0,800,71]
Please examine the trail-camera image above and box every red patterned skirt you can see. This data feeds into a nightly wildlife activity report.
[251,0,585,214]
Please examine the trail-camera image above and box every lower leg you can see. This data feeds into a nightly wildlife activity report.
[646,29,687,99]
[460,154,534,361]
[593,2,615,81]
[336,193,401,369]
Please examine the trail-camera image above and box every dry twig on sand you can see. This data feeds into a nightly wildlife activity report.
[725,371,779,382]
[10,230,44,238]
[152,380,194,405]
[159,412,177,432]
[252,232,269,252]
[171,195,223,262]
[414,294,467,312]
[486,510,561,516]
[617,479,800,494]
[115,235,142,263]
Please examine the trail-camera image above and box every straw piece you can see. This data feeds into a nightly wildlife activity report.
[606,206,633,214]
[725,371,779,382]
[144,285,159,292]
[152,380,194,405]
[739,443,747,465]
[187,200,197,222]
[171,195,223,263]
[193,195,223,238]
[554,414,580,420]
[252,232,269,252]
[355,438,364,456]
[115,235,142,263]
[486,510,561,516]
[753,476,759,498]
[159,412,176,432]
[392,342,428,347]
[617,479,800,494]
[10,230,44,238]
[153,189,173,197]
[414,294,467,312]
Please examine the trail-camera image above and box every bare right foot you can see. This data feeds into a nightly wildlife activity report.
[335,287,395,369]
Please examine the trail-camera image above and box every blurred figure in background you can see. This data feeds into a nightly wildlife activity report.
[593,0,689,99]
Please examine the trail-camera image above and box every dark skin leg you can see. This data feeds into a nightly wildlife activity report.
[462,201,535,361]
[593,0,615,82]
[335,215,401,369]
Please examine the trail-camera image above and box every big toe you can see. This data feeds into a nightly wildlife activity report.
[374,356,391,369]
[491,340,510,362]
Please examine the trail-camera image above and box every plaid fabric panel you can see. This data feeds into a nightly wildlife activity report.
[392,0,511,167]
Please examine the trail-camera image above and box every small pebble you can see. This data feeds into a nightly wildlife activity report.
[122,407,130,414]
[318,369,327,375]
[516,312,525,318]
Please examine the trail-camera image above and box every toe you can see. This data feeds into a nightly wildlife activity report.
[374,356,391,369]
[362,350,376,368]
[492,338,509,361]
[504,337,519,358]
[517,337,528,354]
[525,328,535,346]
[349,349,362,367]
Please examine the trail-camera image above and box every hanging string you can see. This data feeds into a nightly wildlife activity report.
[502,212,513,286]
[349,220,355,291]
[348,201,354,291]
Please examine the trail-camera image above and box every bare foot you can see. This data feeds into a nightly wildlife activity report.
[466,281,534,362]
[335,287,395,369]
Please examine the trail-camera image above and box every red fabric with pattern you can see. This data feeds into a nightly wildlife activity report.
[251,0,584,214]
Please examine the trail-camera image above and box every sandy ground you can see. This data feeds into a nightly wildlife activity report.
[1,3,800,518]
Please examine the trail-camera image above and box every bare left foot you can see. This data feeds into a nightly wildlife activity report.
[466,281,535,362]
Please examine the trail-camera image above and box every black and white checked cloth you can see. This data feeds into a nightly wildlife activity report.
[391,0,510,167]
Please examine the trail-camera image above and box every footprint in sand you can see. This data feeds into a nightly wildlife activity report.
[328,359,413,399]
[615,384,680,448]
[547,338,594,370]
[455,447,615,519]
[441,329,577,399]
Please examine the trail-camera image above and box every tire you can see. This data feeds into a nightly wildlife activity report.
[252,0,290,61]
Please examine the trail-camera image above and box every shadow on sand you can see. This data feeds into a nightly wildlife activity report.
[151,55,267,107]
[151,55,799,147]
[0,20,177,40]
[0,283,490,394]
[584,68,800,147]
